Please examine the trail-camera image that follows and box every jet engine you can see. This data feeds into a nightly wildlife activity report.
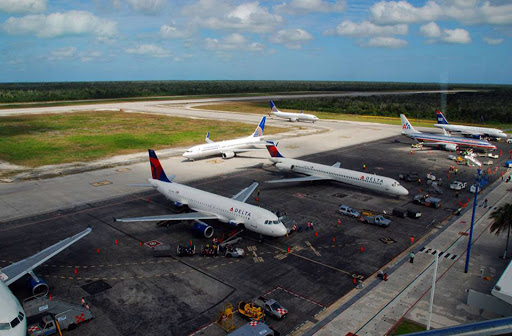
[28,271,49,296]
[275,163,295,171]
[192,221,214,239]
[222,151,235,159]
[444,144,457,151]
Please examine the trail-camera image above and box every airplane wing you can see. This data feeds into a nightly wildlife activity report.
[266,175,330,184]
[115,212,218,223]
[1,227,92,285]
[231,182,258,203]
[332,162,341,168]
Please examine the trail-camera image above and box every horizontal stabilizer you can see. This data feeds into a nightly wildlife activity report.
[266,175,329,184]
[115,212,218,223]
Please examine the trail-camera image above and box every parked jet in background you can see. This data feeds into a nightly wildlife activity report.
[400,114,497,152]
[116,150,288,238]
[434,111,508,139]
[269,101,318,122]
[183,116,268,160]
[0,228,91,336]
[264,143,409,197]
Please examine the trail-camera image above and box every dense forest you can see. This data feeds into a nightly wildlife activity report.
[0,80,500,103]
[274,89,512,124]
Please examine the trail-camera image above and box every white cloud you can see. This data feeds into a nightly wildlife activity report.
[483,36,504,45]
[126,0,167,14]
[363,36,407,48]
[419,21,441,38]
[183,1,283,34]
[0,0,46,13]
[269,28,313,49]
[441,28,471,43]
[46,47,76,61]
[333,20,407,37]
[81,50,104,62]
[160,22,193,39]
[370,0,512,26]
[205,33,265,52]
[2,11,118,38]
[276,0,346,14]
[125,44,172,57]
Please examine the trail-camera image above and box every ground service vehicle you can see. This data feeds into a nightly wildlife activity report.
[224,246,245,258]
[413,194,442,208]
[228,321,279,336]
[505,160,512,168]
[399,173,419,182]
[252,297,288,319]
[359,214,391,228]
[177,244,195,256]
[238,301,265,321]
[450,181,467,191]
[338,205,360,218]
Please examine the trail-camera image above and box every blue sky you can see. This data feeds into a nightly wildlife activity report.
[0,0,511,83]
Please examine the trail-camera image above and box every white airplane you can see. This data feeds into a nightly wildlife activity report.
[264,143,409,197]
[116,150,288,238]
[183,116,269,160]
[434,111,508,139]
[0,228,91,336]
[401,114,497,152]
[269,101,319,122]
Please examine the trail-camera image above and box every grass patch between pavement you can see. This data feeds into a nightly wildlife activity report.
[0,111,285,167]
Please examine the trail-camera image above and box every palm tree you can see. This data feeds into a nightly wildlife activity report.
[490,203,512,259]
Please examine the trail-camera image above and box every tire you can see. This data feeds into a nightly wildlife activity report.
[67,323,76,331]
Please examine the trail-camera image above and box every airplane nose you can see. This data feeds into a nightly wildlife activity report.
[400,187,409,196]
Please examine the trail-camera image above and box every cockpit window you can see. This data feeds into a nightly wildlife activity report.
[0,323,11,330]
[273,220,279,224]
[10,317,20,328]
[18,312,24,321]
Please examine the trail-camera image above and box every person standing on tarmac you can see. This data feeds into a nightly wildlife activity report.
[410,252,415,264]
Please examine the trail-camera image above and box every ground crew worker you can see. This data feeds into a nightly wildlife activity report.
[410,235,414,245]
[410,252,415,263]
[337,219,341,228]
[363,164,366,170]
[418,178,421,185]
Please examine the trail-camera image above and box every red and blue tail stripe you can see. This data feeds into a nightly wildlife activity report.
[149,149,171,182]
[265,142,283,158]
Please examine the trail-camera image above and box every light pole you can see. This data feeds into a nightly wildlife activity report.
[427,251,439,330]
[465,170,482,273]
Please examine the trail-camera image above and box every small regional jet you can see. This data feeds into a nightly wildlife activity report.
[116,150,288,238]
[400,114,497,152]
[183,116,269,160]
[0,228,91,336]
[269,101,319,122]
[434,111,508,139]
[264,143,409,197]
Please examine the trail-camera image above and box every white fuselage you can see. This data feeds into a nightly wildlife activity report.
[0,281,26,336]
[150,179,288,237]
[270,157,409,196]
[271,111,318,122]
[434,124,507,139]
[183,136,264,160]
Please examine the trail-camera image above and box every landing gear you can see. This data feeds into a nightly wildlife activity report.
[258,234,265,244]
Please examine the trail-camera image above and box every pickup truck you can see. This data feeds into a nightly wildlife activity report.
[450,181,467,191]
[358,214,391,228]
[252,296,288,319]
[413,194,442,208]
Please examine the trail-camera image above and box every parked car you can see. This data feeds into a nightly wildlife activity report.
[413,194,442,208]
[359,214,391,228]
[225,246,245,258]
[338,205,360,217]
[450,181,467,191]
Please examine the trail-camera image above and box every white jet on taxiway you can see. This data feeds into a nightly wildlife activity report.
[269,101,318,122]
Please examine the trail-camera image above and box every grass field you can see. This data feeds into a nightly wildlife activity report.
[389,319,427,335]
[195,102,512,131]
[0,111,286,167]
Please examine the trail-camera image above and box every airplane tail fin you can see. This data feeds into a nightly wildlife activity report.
[270,101,280,114]
[265,141,284,158]
[148,149,173,183]
[400,114,419,135]
[252,116,266,137]
[205,132,214,143]
[436,111,449,124]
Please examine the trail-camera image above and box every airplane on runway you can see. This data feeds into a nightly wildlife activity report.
[183,116,269,160]
[269,101,319,122]
[0,228,91,336]
[400,114,497,152]
[434,111,508,139]
[264,143,409,197]
[116,150,288,238]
